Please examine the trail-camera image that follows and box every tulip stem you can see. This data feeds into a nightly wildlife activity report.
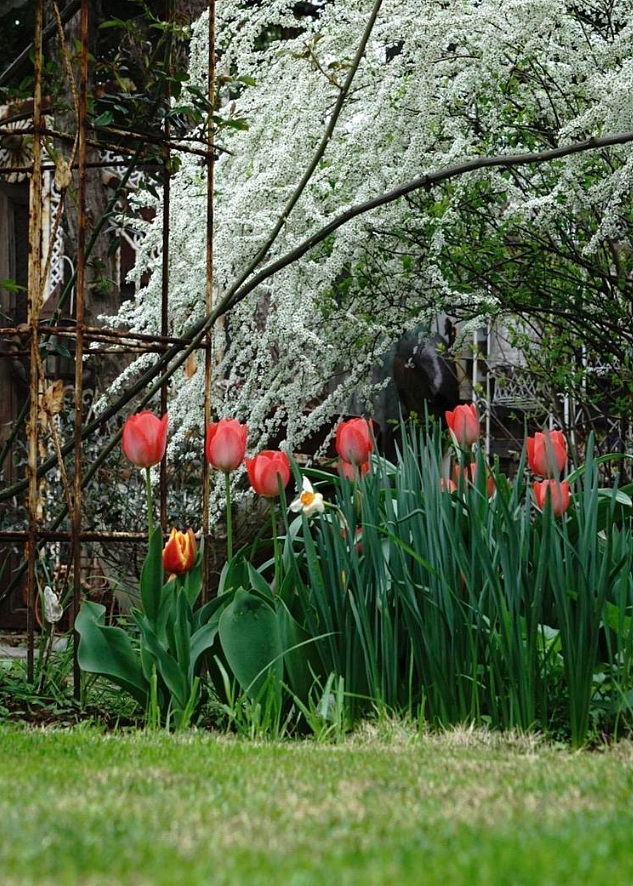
[145,467,154,540]
[224,472,233,562]
[271,505,280,594]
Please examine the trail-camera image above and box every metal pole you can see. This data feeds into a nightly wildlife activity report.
[202,0,216,601]
[159,0,173,532]
[72,0,89,700]
[25,0,44,683]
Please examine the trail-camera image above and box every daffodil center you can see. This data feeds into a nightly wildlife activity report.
[300,491,315,506]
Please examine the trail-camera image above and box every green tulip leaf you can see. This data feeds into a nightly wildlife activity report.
[248,563,273,600]
[76,601,148,706]
[219,588,282,700]
[183,542,204,607]
[193,588,236,631]
[136,615,188,709]
[218,556,249,596]
[173,589,192,675]
[189,622,220,681]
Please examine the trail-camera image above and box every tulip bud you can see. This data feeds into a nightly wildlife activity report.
[527,431,567,477]
[445,404,479,447]
[452,461,495,498]
[533,479,570,516]
[335,418,373,466]
[122,411,168,468]
[452,461,477,486]
[245,450,291,498]
[337,458,370,482]
[163,528,197,574]
[205,418,248,473]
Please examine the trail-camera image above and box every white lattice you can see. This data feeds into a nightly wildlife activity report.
[44,173,65,301]
[100,149,146,257]
[42,149,145,307]
[99,149,146,191]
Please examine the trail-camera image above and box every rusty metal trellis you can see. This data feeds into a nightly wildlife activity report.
[0,0,216,694]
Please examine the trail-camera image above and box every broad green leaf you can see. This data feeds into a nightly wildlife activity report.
[183,543,204,606]
[189,623,220,679]
[193,588,236,631]
[173,589,192,675]
[248,563,273,600]
[76,601,148,705]
[219,588,282,700]
[136,615,188,709]
[93,110,113,127]
[218,556,249,596]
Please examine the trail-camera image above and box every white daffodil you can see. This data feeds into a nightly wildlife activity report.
[289,476,325,518]
[43,586,63,624]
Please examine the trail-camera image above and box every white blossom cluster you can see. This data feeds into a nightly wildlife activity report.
[104,0,633,519]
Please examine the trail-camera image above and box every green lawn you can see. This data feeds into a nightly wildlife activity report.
[1,725,633,886]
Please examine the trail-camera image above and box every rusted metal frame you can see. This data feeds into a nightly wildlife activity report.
[159,0,174,532]
[1,3,187,623]
[1,126,220,164]
[0,530,148,542]
[0,324,198,347]
[29,1,81,517]
[0,160,161,174]
[0,123,221,163]
[25,0,44,683]
[95,125,218,161]
[70,0,89,699]
[0,143,145,475]
[28,125,218,161]
[70,345,172,356]
[0,344,189,357]
[2,349,170,358]
[201,0,216,601]
[4,126,150,161]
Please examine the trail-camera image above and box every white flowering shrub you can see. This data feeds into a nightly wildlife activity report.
[105,0,633,517]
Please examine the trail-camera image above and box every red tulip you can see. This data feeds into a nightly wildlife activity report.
[452,461,495,498]
[337,458,370,482]
[245,450,291,498]
[533,479,570,517]
[205,418,247,472]
[440,477,457,493]
[452,461,477,485]
[335,418,373,466]
[445,404,479,446]
[122,411,168,468]
[163,527,197,574]
[527,431,567,477]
